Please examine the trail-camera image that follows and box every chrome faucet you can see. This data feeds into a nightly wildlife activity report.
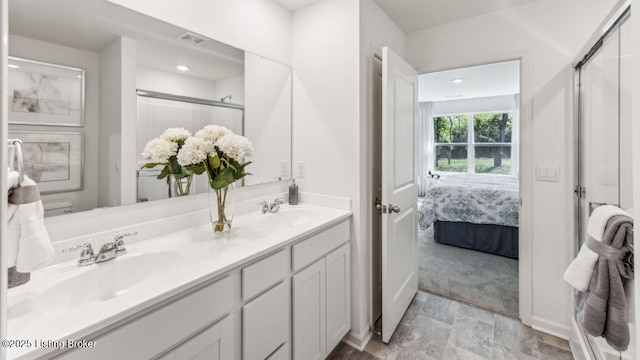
[62,232,137,267]
[96,232,136,263]
[258,198,284,213]
[269,198,284,213]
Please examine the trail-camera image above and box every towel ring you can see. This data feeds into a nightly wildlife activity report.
[7,139,24,186]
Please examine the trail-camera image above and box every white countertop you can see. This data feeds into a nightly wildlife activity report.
[7,203,351,359]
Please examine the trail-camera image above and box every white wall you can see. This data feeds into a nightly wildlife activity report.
[216,76,245,105]
[244,52,292,186]
[136,66,218,100]
[293,0,405,348]
[98,37,137,208]
[292,0,362,343]
[8,35,100,213]
[106,0,292,66]
[430,94,516,115]
[406,0,618,335]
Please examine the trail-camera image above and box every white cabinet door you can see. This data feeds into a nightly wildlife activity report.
[266,344,289,360]
[325,243,350,352]
[174,316,234,360]
[243,281,290,360]
[293,259,326,360]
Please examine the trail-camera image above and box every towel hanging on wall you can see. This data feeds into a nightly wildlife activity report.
[575,210,634,351]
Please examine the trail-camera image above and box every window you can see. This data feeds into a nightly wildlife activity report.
[433,112,513,175]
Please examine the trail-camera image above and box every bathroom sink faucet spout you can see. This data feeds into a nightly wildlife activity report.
[63,232,138,266]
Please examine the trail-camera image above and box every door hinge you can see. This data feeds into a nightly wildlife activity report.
[574,185,586,198]
[370,325,382,336]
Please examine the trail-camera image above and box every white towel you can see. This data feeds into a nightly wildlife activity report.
[563,205,631,291]
[7,168,19,189]
[7,175,54,273]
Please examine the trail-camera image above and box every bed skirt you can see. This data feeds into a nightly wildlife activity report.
[433,221,519,259]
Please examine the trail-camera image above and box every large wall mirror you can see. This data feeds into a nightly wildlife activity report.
[8,0,292,217]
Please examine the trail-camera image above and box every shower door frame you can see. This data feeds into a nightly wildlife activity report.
[572,6,631,360]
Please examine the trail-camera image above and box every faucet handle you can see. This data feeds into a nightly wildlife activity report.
[273,198,284,205]
[62,242,94,255]
[114,232,138,243]
[113,232,136,255]
[258,201,270,213]
[62,243,95,266]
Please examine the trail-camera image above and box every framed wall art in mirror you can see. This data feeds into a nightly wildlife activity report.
[8,57,84,126]
[8,131,83,194]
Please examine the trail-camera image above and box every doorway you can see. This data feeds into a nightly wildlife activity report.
[371,58,528,326]
[415,61,521,319]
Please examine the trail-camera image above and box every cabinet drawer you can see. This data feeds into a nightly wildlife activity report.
[60,276,234,360]
[174,317,233,360]
[243,281,290,360]
[242,248,289,300]
[267,343,290,360]
[293,220,349,272]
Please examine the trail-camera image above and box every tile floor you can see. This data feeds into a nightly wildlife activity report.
[328,291,573,360]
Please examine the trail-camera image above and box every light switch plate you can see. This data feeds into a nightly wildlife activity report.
[296,161,305,178]
[280,160,289,178]
[536,163,560,182]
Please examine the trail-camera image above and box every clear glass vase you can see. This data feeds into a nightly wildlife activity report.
[168,174,194,198]
[209,182,235,234]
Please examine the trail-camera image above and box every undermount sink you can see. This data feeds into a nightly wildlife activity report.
[260,207,316,227]
[8,250,186,319]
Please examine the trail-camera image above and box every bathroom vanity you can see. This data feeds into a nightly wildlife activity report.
[7,203,352,360]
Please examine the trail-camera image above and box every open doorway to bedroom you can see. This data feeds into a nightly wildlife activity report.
[416,60,521,319]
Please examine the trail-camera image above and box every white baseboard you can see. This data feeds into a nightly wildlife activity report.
[342,325,372,352]
[531,315,571,340]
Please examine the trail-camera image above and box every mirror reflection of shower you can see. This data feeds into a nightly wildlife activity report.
[136,90,245,203]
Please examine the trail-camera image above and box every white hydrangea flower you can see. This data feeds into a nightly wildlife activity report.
[196,125,233,144]
[216,134,254,162]
[177,136,215,166]
[160,127,191,142]
[142,137,177,163]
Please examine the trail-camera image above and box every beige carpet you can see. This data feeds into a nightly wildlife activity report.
[418,226,519,319]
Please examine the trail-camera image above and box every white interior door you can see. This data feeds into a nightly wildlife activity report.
[381,47,418,343]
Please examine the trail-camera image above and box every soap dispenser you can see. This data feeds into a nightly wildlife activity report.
[289,179,299,205]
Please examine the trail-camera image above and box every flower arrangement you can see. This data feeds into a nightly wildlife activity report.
[178,125,253,232]
[142,128,193,196]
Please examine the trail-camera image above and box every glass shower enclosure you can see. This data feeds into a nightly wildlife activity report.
[136,91,245,202]
[574,8,634,360]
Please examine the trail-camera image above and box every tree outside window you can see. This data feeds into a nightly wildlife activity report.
[434,112,513,175]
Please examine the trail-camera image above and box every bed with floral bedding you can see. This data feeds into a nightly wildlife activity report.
[418,174,520,258]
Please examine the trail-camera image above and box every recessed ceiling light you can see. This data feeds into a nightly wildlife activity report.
[8,64,19,69]
[452,78,464,84]
[176,65,189,71]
